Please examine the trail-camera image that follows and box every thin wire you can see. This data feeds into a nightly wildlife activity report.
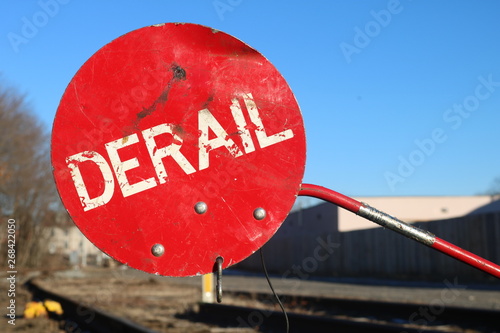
[260,248,289,333]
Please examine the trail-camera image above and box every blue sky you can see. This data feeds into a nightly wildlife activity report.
[1,0,500,197]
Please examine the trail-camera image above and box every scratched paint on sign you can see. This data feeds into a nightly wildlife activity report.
[51,23,306,276]
[66,93,295,210]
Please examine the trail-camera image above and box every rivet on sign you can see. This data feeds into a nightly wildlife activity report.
[151,244,165,257]
[253,207,266,220]
[194,201,208,214]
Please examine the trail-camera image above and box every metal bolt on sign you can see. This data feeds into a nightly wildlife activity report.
[52,22,500,294]
[194,202,208,215]
[253,208,266,220]
[151,244,165,257]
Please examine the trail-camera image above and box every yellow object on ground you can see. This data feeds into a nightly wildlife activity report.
[24,299,63,319]
[24,301,47,319]
[43,299,64,315]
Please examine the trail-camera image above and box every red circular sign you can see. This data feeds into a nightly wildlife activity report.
[52,23,306,276]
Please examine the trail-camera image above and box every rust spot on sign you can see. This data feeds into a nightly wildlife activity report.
[173,124,185,136]
[135,64,187,124]
[202,94,214,109]
[172,65,186,81]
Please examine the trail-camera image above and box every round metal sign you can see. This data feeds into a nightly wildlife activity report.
[51,23,306,276]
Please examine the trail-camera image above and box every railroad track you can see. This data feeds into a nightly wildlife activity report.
[25,279,499,333]
[25,279,158,333]
[211,290,500,332]
[199,303,441,333]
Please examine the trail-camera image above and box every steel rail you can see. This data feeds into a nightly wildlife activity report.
[25,279,158,333]
[214,289,500,332]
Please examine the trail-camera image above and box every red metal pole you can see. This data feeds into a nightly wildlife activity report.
[432,237,500,278]
[298,184,362,213]
[298,183,500,279]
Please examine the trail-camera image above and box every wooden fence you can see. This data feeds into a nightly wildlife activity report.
[236,206,500,283]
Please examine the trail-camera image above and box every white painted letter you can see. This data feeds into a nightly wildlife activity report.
[66,151,115,211]
[142,123,196,184]
[243,93,294,148]
[105,134,157,197]
[198,108,243,170]
[230,98,255,154]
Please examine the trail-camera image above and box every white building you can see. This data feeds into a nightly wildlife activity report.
[338,195,494,231]
[46,225,106,266]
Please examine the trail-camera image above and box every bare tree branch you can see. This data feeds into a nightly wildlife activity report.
[0,82,62,268]
[484,177,500,201]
